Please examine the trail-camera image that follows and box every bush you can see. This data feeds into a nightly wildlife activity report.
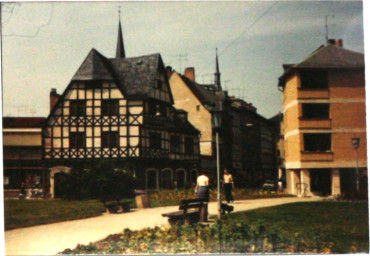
[56,160,138,202]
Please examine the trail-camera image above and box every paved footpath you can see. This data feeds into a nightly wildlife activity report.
[5,196,322,255]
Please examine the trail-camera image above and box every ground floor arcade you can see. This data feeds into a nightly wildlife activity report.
[284,168,368,197]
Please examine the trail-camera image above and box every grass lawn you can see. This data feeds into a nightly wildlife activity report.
[4,199,106,230]
[226,201,369,253]
[60,201,369,254]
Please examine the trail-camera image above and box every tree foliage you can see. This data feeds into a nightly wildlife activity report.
[56,160,138,201]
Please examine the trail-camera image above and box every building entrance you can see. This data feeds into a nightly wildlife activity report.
[310,169,331,196]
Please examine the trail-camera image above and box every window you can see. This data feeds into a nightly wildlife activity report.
[101,131,119,148]
[70,132,85,149]
[149,132,161,149]
[170,135,181,153]
[304,133,331,152]
[302,103,330,119]
[70,100,86,116]
[184,137,194,154]
[300,70,328,89]
[101,100,118,116]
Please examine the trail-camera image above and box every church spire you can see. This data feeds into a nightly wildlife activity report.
[214,48,221,91]
[116,9,126,58]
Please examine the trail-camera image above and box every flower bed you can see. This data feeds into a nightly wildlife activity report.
[60,202,369,254]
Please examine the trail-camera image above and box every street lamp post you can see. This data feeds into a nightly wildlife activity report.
[211,106,222,221]
[352,137,360,193]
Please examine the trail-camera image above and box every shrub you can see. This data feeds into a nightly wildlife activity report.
[56,160,138,202]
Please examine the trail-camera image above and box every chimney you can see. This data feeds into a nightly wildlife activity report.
[166,66,173,78]
[50,88,60,111]
[336,39,343,47]
[328,39,336,45]
[184,67,195,82]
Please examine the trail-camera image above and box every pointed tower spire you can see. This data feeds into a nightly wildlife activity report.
[214,48,221,91]
[116,8,126,58]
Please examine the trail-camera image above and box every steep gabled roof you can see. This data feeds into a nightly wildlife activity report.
[71,49,168,100]
[110,53,163,99]
[180,75,218,106]
[278,44,365,87]
[72,49,115,81]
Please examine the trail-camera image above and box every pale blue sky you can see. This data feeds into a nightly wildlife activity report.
[1,1,366,118]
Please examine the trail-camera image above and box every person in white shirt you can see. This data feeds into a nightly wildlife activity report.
[223,168,234,203]
[195,170,209,221]
[195,170,209,201]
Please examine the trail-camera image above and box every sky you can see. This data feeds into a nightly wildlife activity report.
[0,1,366,119]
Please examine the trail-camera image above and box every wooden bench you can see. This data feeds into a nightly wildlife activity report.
[162,198,207,225]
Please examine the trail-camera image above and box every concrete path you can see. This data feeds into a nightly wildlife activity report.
[5,196,323,255]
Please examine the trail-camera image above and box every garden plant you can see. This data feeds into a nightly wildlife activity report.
[60,201,369,254]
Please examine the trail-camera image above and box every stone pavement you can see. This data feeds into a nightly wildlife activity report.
[4,196,323,255]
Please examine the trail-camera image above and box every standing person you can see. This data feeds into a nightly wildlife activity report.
[195,170,209,201]
[195,170,209,222]
[223,168,234,203]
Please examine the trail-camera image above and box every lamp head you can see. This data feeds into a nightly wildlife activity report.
[352,137,360,149]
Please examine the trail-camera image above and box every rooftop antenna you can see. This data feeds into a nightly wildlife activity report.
[325,10,335,45]
[325,15,329,44]
[172,54,188,73]
[118,5,121,21]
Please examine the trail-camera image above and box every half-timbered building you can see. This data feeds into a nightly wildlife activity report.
[43,21,200,197]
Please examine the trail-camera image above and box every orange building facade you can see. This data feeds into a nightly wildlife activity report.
[278,40,367,196]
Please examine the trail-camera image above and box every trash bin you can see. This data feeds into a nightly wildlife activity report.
[135,190,151,209]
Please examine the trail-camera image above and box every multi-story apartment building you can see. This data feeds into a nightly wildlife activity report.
[230,98,278,187]
[269,113,286,188]
[169,62,278,187]
[278,39,367,196]
[168,60,228,183]
[43,21,200,197]
[3,117,46,197]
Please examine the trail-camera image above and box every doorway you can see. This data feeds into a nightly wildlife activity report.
[310,169,332,196]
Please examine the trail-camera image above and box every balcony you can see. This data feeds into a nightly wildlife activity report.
[301,151,333,161]
[298,88,329,99]
[299,118,332,129]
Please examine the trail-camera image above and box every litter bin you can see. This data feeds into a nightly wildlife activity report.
[135,189,151,209]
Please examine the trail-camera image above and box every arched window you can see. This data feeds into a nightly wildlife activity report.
[146,169,159,190]
[161,169,173,189]
[175,169,186,189]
